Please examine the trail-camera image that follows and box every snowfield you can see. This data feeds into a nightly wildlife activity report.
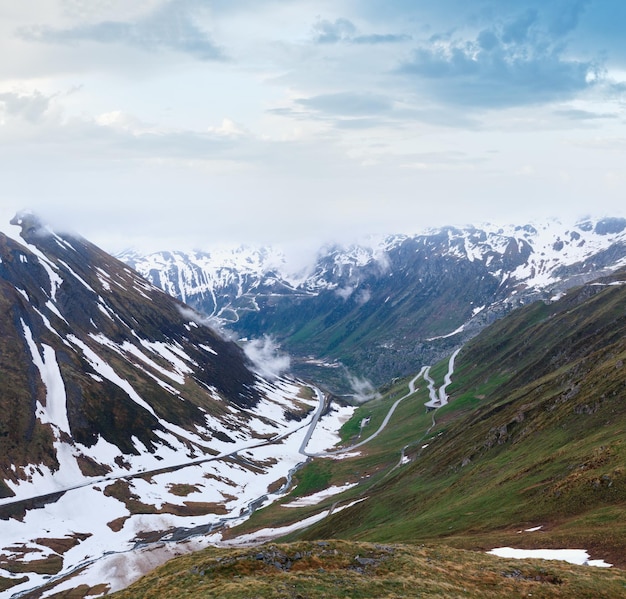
[0,395,354,598]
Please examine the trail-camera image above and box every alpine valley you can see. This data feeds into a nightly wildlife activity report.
[2,213,626,598]
[122,217,626,395]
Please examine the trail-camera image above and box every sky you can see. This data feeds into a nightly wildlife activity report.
[1,0,625,255]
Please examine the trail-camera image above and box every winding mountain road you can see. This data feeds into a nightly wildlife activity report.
[303,345,461,460]
[305,367,429,457]
[3,348,461,515]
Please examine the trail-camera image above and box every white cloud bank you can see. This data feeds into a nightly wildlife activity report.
[243,335,291,379]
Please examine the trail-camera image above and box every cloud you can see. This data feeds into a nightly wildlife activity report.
[0,97,252,165]
[346,372,381,403]
[19,0,223,61]
[274,90,399,130]
[177,306,235,340]
[353,33,411,45]
[399,8,600,108]
[0,91,52,123]
[243,336,291,380]
[296,92,393,117]
[336,286,354,300]
[334,285,370,305]
[332,117,395,130]
[355,288,371,305]
[206,118,248,138]
[311,17,410,45]
[554,108,618,121]
[398,150,485,171]
[312,17,357,44]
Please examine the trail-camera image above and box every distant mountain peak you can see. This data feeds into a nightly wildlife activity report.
[9,209,49,241]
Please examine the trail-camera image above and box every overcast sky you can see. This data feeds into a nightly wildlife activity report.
[1,0,625,255]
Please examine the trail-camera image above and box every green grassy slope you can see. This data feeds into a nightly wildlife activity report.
[294,270,626,565]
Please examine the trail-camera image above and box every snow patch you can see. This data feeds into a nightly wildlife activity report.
[21,320,71,435]
[282,483,358,508]
[488,547,612,568]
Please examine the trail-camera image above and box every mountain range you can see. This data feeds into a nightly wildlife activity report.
[122,217,626,395]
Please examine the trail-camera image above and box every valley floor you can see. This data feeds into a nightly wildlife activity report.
[0,387,353,598]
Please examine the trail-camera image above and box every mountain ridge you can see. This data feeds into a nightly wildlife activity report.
[121,216,626,393]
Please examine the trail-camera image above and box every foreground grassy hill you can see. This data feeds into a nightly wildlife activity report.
[113,269,626,597]
[111,540,626,598]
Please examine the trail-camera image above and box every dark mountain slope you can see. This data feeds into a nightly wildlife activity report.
[0,213,312,503]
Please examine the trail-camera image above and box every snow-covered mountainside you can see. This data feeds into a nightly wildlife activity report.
[118,245,310,325]
[122,217,626,392]
[124,218,626,310]
[0,212,349,597]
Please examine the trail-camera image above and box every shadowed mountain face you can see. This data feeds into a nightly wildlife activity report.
[124,218,626,393]
[0,213,307,501]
